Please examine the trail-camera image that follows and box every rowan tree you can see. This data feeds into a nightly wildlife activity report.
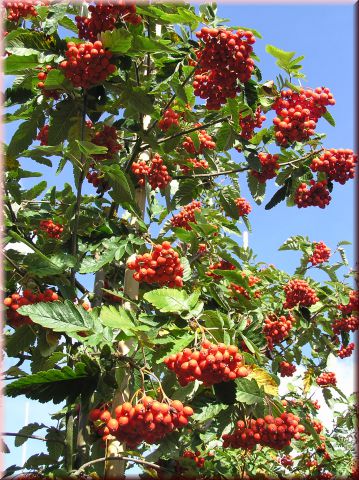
[2,2,357,480]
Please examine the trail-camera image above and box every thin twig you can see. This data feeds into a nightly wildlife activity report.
[73,455,177,476]
[3,432,64,445]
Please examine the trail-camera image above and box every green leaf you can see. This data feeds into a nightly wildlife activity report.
[15,423,46,447]
[48,99,79,145]
[156,334,194,364]
[131,36,175,54]
[265,45,295,70]
[7,107,44,158]
[235,378,264,405]
[216,123,236,151]
[76,140,107,156]
[278,235,308,251]
[44,69,66,89]
[6,363,98,404]
[18,300,94,335]
[322,110,335,127]
[100,306,136,335]
[143,288,190,313]
[102,165,138,213]
[265,185,287,210]
[4,55,39,74]
[101,29,132,53]
[193,403,228,423]
[247,172,265,205]
[22,181,47,201]
[6,325,37,357]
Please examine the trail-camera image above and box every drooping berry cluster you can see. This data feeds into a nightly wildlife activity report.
[206,260,235,280]
[311,419,323,434]
[251,152,280,184]
[4,1,42,22]
[316,372,336,387]
[164,340,249,387]
[131,153,172,190]
[337,342,355,359]
[294,180,331,209]
[283,279,319,309]
[272,87,335,146]
[235,197,251,216]
[181,450,205,468]
[91,125,122,161]
[158,109,180,132]
[193,28,255,110]
[308,241,331,265]
[239,107,266,140]
[76,1,142,42]
[170,201,201,231]
[338,290,359,315]
[332,316,359,334]
[60,41,116,90]
[36,125,49,146]
[38,220,64,239]
[89,397,193,448]
[3,289,59,328]
[279,361,297,377]
[280,455,294,467]
[222,413,305,450]
[182,128,216,155]
[127,241,184,287]
[263,313,295,350]
[310,149,357,185]
[179,158,209,174]
[37,65,61,99]
[86,170,110,194]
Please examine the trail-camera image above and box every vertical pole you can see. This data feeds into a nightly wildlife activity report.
[21,402,30,467]
[243,230,249,250]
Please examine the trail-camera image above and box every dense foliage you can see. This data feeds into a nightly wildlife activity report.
[2,2,357,479]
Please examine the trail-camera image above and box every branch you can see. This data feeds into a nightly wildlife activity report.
[73,455,178,476]
[70,92,87,285]
[3,432,64,445]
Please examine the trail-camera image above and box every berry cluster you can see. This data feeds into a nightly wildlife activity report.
[170,201,201,231]
[4,1,41,22]
[294,180,331,209]
[127,241,184,287]
[60,41,116,90]
[89,397,193,448]
[222,413,305,450]
[338,290,359,315]
[251,152,280,184]
[38,220,64,239]
[182,128,216,155]
[37,65,61,99]
[263,313,295,349]
[3,289,59,328]
[131,153,172,190]
[239,107,266,140]
[193,28,255,110]
[311,419,323,434]
[86,170,110,194]
[308,242,331,265]
[164,340,248,387]
[179,158,209,174]
[272,87,335,146]
[76,1,142,42]
[36,125,49,146]
[181,450,205,468]
[310,399,321,411]
[235,197,251,216]
[316,372,336,387]
[91,125,122,161]
[332,316,359,334]
[206,260,235,280]
[310,149,357,185]
[279,361,297,377]
[338,342,355,359]
[158,109,180,132]
[198,243,207,254]
[283,279,319,309]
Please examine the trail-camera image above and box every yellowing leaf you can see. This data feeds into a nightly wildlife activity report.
[247,365,279,396]
[303,368,314,394]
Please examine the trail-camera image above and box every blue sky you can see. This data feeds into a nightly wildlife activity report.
[3,3,355,473]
